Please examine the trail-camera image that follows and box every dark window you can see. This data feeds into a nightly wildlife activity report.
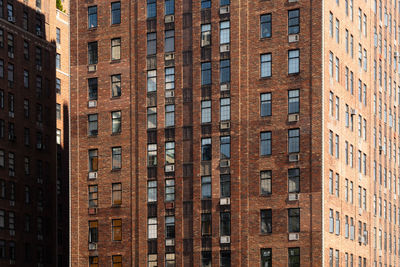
[201,251,212,267]
[56,78,61,94]
[261,248,272,267]
[56,28,61,44]
[201,213,211,235]
[112,255,122,267]
[112,111,121,133]
[288,168,300,193]
[111,2,121,24]
[288,128,300,153]
[147,33,156,55]
[56,103,61,119]
[89,221,98,243]
[165,0,174,15]
[288,248,300,267]
[88,185,98,207]
[220,136,230,159]
[260,131,272,156]
[261,209,272,233]
[88,78,98,100]
[112,183,122,205]
[89,256,98,267]
[23,41,29,60]
[288,9,300,34]
[220,212,231,236]
[165,30,175,52]
[260,170,272,195]
[112,147,122,170]
[201,176,211,199]
[220,251,231,267]
[147,0,156,18]
[88,6,98,28]
[220,0,230,5]
[220,59,230,84]
[88,42,98,65]
[88,114,98,136]
[89,149,98,172]
[260,93,271,116]
[201,62,212,85]
[201,138,212,161]
[111,74,121,97]
[220,174,230,197]
[261,14,272,38]
[288,89,300,114]
[288,208,300,232]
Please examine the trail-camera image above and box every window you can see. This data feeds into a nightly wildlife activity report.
[147,181,157,202]
[89,149,98,172]
[288,49,300,74]
[288,248,300,267]
[220,59,230,84]
[148,218,157,239]
[220,0,230,6]
[220,136,230,160]
[288,9,300,34]
[201,213,211,236]
[56,103,61,120]
[201,100,211,123]
[288,168,300,193]
[329,209,334,232]
[147,144,157,166]
[147,0,156,18]
[88,42,98,65]
[112,111,121,134]
[165,179,175,201]
[201,24,211,47]
[220,21,230,44]
[89,221,98,243]
[165,0,174,15]
[288,89,300,114]
[147,70,157,92]
[335,19,340,43]
[201,0,211,9]
[260,170,272,195]
[56,129,61,145]
[261,249,272,267]
[165,216,175,239]
[88,185,98,207]
[88,78,98,100]
[261,53,272,77]
[165,105,175,127]
[112,219,122,241]
[201,176,211,199]
[111,38,121,60]
[112,255,122,267]
[261,14,272,38]
[202,138,212,161]
[111,74,121,97]
[165,142,175,164]
[261,209,272,233]
[220,98,230,121]
[288,128,300,153]
[88,6,98,28]
[201,62,211,85]
[56,79,61,94]
[0,151,3,167]
[112,147,122,170]
[220,174,230,197]
[165,254,175,267]
[260,93,271,117]
[147,33,156,55]
[335,57,340,82]
[335,212,340,235]
[165,30,175,52]
[89,256,98,267]
[220,212,231,236]
[201,251,212,267]
[56,54,61,69]
[165,67,175,90]
[147,107,157,129]
[288,208,300,232]
[261,131,272,156]
[111,2,121,25]
[56,28,60,44]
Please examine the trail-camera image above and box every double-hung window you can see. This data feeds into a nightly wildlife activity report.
[288,9,300,34]
[288,168,300,193]
[88,42,98,65]
[288,89,300,114]
[260,209,272,233]
[220,136,230,159]
[88,6,98,28]
[165,0,174,15]
[165,105,175,127]
[261,131,272,156]
[288,129,300,153]
[220,98,230,121]
[111,74,121,97]
[201,24,211,47]
[201,100,211,123]
[112,147,122,170]
[220,60,230,84]
[261,53,272,77]
[288,49,300,74]
[261,14,272,38]
[288,208,300,233]
[202,138,212,161]
[201,62,211,85]
[260,170,272,195]
[220,21,230,45]
[111,111,121,134]
[111,2,121,25]
[260,93,271,117]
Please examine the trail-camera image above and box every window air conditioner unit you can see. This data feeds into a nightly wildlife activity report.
[220,159,230,167]
[351,109,356,116]
[288,193,299,201]
[88,208,97,215]
[88,172,98,179]
[36,29,42,36]
[358,235,365,244]
[88,243,97,251]
[220,44,230,53]
[165,90,175,98]
[165,164,175,172]
[7,16,15,23]
[288,233,299,241]
[220,83,230,91]
[88,65,97,72]
[88,100,97,108]
[289,153,300,162]
[220,197,231,205]
[165,239,175,246]
[165,53,175,61]
[165,15,175,23]
[288,34,299,43]
[220,236,231,244]
[220,121,231,130]
[288,114,299,122]
[8,111,14,118]
[220,5,230,14]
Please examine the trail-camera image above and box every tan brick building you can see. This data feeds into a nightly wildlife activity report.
[69,0,395,266]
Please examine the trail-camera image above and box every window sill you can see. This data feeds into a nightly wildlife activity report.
[111,132,121,136]
[111,96,121,100]
[260,76,272,80]
[111,23,121,27]
[110,59,121,64]
[259,233,272,236]
[288,72,300,77]
[111,168,121,172]
[260,194,272,197]
[88,27,97,31]
[88,135,98,138]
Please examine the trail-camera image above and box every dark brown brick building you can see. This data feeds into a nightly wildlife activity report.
[0,0,60,266]
[70,0,392,266]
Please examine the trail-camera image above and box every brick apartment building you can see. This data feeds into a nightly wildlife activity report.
[0,0,68,266]
[69,0,399,266]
